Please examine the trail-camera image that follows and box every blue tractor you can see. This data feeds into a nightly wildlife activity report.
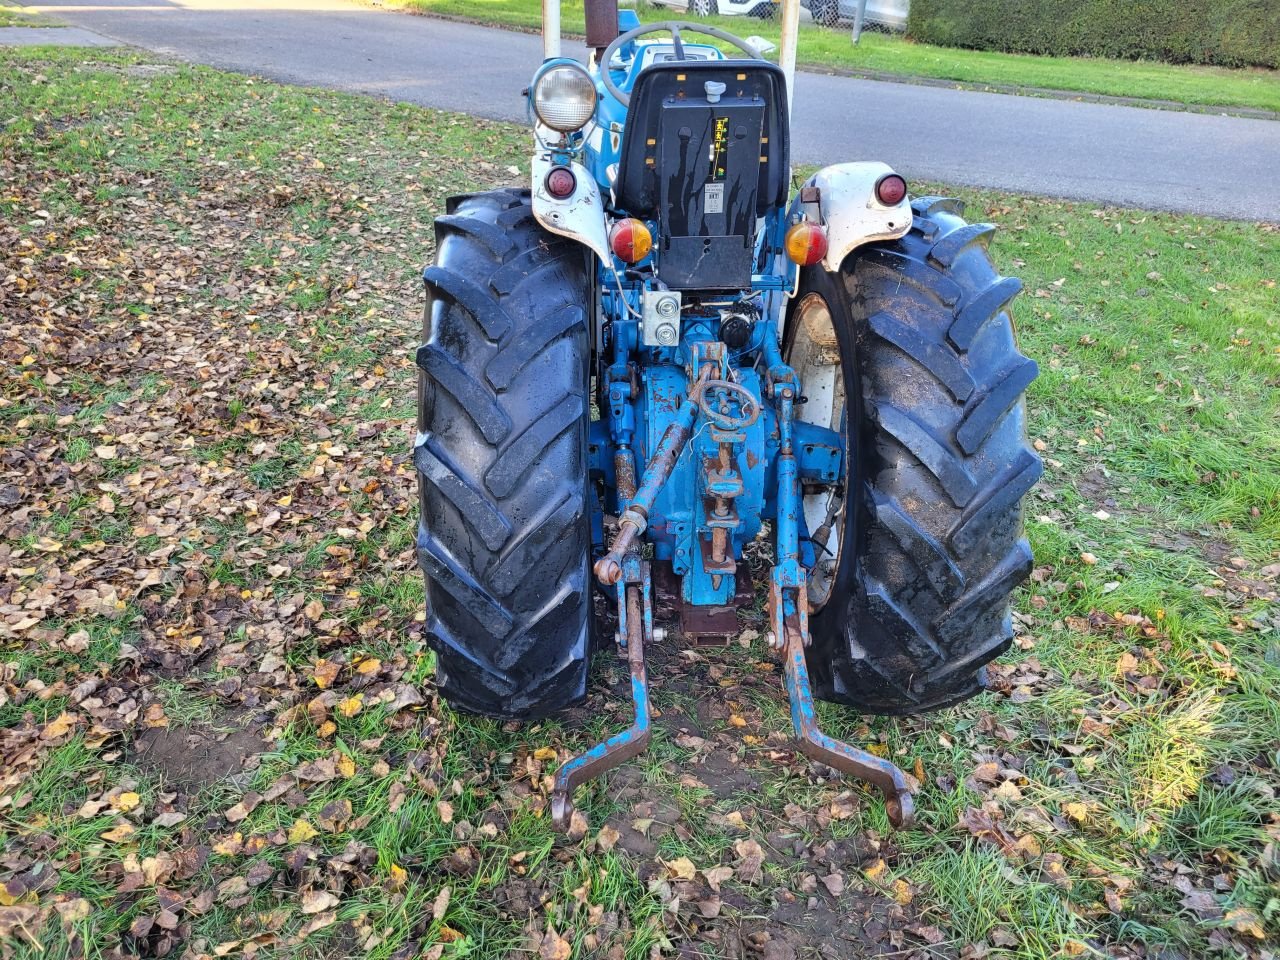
[414,0,1041,829]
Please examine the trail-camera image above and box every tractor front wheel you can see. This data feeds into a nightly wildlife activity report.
[786,196,1042,715]
[414,188,595,721]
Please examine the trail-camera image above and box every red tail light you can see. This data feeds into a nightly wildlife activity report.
[545,166,576,199]
[875,173,907,206]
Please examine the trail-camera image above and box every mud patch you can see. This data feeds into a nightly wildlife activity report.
[1074,466,1115,508]
[131,713,266,791]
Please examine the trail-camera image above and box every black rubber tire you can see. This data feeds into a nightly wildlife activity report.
[789,196,1042,715]
[691,0,719,16]
[414,188,594,721]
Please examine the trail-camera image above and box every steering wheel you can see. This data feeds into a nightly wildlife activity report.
[601,20,768,108]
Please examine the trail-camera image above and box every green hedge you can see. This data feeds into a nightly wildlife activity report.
[906,0,1280,69]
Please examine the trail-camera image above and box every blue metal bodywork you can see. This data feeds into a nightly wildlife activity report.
[533,37,839,609]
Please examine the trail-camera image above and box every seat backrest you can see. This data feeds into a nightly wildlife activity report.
[614,60,790,291]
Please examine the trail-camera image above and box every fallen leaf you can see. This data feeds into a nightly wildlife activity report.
[733,838,764,885]
[301,890,339,915]
[697,895,722,918]
[1225,908,1266,939]
[432,885,451,921]
[100,822,136,843]
[595,825,620,853]
[863,858,888,882]
[539,929,572,960]
[41,713,77,740]
[664,856,697,881]
[224,792,261,823]
[702,865,734,892]
[316,799,352,832]
[313,659,340,689]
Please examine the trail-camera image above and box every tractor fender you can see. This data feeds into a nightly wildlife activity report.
[531,151,611,265]
[796,162,912,273]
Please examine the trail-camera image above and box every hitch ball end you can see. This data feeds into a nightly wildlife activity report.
[594,556,622,584]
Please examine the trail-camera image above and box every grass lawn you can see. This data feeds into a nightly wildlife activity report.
[0,6,59,27]
[0,0,63,27]
[385,0,1280,115]
[2,47,1279,960]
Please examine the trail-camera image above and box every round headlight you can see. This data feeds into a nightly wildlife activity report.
[533,63,597,133]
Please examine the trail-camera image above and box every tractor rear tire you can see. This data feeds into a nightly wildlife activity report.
[789,196,1042,715]
[414,188,594,721]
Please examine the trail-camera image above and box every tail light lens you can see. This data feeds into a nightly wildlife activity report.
[609,218,653,263]
[875,173,908,206]
[545,166,576,199]
[784,221,829,266]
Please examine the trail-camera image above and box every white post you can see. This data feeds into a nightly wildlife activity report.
[543,0,561,59]
[778,0,800,119]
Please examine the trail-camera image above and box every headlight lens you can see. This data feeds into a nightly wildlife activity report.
[533,64,597,133]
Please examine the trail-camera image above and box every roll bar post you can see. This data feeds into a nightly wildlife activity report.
[541,0,801,119]
[779,0,800,118]
[543,0,561,59]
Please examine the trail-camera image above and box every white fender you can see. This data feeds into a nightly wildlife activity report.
[801,162,912,273]
[531,151,611,265]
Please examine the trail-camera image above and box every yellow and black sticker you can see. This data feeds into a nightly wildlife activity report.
[709,116,729,183]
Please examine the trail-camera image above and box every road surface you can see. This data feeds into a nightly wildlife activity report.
[26,0,1280,220]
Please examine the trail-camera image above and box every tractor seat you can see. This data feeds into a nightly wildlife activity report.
[614,60,790,291]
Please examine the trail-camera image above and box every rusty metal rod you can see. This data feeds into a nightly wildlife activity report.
[614,447,637,503]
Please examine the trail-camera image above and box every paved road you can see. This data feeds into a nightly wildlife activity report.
[26,0,1280,221]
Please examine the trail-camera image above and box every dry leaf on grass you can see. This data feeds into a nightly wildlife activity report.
[301,890,339,915]
[538,929,572,960]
